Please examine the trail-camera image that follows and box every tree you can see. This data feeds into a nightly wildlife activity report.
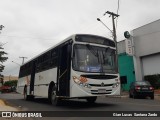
[0,44,8,85]
[3,80,17,87]
[0,25,7,85]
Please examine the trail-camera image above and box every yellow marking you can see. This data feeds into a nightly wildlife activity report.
[0,100,5,106]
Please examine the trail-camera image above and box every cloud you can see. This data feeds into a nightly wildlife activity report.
[1,0,160,76]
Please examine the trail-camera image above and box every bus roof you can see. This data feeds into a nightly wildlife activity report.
[21,34,113,67]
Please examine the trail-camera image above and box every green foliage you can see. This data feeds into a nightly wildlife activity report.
[0,64,4,72]
[0,45,8,84]
[0,47,8,63]
[144,74,160,89]
[0,74,4,84]
[3,80,18,87]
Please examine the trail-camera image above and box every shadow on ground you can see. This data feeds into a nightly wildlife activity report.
[20,97,117,110]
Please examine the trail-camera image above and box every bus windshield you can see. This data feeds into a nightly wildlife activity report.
[73,44,116,73]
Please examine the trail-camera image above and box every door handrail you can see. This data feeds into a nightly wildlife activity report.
[59,69,67,79]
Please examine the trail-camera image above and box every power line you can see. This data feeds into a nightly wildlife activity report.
[0,34,57,41]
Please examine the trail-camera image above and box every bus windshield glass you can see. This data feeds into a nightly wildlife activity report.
[73,44,116,73]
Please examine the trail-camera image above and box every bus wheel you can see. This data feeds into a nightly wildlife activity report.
[24,87,34,101]
[24,87,28,100]
[50,86,61,106]
[86,97,97,103]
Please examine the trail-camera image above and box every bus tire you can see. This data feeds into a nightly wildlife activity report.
[24,86,34,101]
[49,85,61,106]
[24,86,29,100]
[86,97,97,103]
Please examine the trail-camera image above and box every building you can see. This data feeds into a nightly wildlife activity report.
[118,40,135,91]
[3,76,18,83]
[131,19,160,81]
[0,75,18,87]
[118,19,160,91]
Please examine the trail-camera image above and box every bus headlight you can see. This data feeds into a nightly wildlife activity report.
[72,76,91,88]
[73,76,81,84]
[112,82,119,88]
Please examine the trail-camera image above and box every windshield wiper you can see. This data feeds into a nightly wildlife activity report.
[86,44,101,64]
[86,44,98,57]
[87,44,105,72]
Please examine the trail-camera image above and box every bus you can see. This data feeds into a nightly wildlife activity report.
[17,34,120,105]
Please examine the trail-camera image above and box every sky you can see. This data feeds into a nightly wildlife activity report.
[0,0,160,76]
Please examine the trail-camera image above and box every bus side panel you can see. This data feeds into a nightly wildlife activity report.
[17,75,31,95]
[34,68,57,97]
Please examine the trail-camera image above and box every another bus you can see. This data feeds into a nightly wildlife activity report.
[17,34,120,105]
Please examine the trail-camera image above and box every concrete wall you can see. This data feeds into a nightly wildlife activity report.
[132,19,160,80]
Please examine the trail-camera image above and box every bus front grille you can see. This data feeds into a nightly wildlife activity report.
[91,90,112,94]
[81,74,117,79]
[89,83,113,87]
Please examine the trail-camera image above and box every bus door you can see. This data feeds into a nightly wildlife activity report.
[57,41,72,97]
[30,61,36,95]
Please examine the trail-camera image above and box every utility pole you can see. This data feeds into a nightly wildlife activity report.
[19,57,27,65]
[104,11,119,72]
